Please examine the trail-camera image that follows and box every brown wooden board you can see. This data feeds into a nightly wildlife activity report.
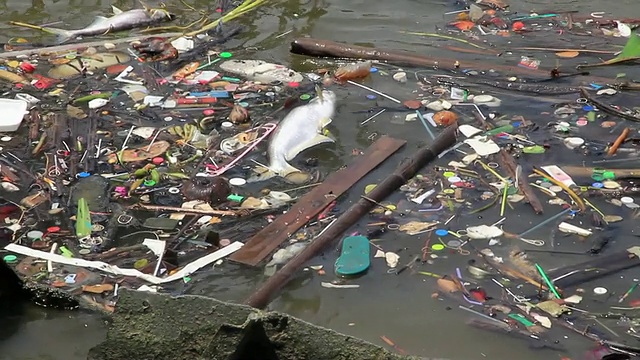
[229,135,406,266]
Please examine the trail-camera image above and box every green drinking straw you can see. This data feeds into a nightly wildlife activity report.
[535,263,561,299]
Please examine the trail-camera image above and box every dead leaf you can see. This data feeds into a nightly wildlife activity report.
[556,51,580,58]
[603,215,623,223]
[536,300,568,317]
[82,284,114,294]
[399,221,437,235]
[450,21,475,31]
[67,105,88,119]
[437,278,461,293]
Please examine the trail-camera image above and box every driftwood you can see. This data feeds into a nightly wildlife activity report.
[290,38,618,84]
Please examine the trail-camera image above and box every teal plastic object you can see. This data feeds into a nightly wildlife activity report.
[335,235,370,276]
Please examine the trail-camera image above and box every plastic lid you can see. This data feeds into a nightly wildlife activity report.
[3,254,17,263]
[152,157,164,165]
[238,102,249,107]
[203,109,215,116]
[219,52,232,58]
[603,171,615,179]
[168,187,180,194]
[370,67,378,73]
[593,287,607,295]
[78,249,91,255]
[621,197,635,204]
[27,230,44,240]
[576,119,588,127]
[431,244,445,251]
[447,240,462,247]
[435,229,449,237]
[143,180,156,187]
[221,121,233,128]
[592,182,604,188]
[229,178,246,186]
[448,176,462,183]
[366,94,377,100]
[77,172,91,178]
[443,171,456,178]
[300,94,311,100]
[287,81,300,88]
[583,105,594,111]
[47,226,61,233]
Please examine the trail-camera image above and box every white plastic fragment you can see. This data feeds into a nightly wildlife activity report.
[558,222,592,237]
[321,282,360,289]
[385,252,400,268]
[4,242,243,285]
[466,225,504,240]
[88,98,109,109]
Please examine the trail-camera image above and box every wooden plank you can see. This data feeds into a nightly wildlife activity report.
[230,136,406,266]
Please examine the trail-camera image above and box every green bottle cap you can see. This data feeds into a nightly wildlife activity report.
[219,52,232,58]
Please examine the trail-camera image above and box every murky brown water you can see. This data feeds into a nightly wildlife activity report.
[1,0,640,359]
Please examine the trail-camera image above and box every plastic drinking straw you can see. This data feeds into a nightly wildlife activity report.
[519,207,572,237]
[535,263,562,299]
[416,110,436,140]
[458,305,509,327]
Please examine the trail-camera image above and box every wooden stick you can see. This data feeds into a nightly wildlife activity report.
[580,88,640,122]
[607,127,630,156]
[130,204,238,216]
[499,150,544,214]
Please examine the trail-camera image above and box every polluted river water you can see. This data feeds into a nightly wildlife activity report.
[1,0,640,359]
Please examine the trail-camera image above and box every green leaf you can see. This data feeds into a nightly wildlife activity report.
[522,145,546,154]
[615,30,640,60]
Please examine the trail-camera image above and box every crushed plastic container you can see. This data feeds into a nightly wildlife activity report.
[0,98,28,132]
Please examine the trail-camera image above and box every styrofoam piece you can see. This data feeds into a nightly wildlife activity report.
[0,99,28,132]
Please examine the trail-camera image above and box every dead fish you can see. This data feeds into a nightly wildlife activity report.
[248,90,337,184]
[41,5,174,44]
[1,182,20,192]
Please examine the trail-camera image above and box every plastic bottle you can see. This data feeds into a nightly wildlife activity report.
[334,61,372,81]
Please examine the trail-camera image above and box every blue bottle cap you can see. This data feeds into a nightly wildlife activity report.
[366,94,377,100]
[512,121,521,128]
[77,172,90,178]
[592,182,604,188]
[583,105,594,111]
[435,229,449,237]
[370,67,378,73]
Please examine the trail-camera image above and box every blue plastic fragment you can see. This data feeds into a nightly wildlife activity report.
[590,83,603,90]
[366,94,377,100]
[370,67,378,73]
[435,229,449,237]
